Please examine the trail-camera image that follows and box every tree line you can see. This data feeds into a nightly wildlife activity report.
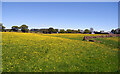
[0,23,120,34]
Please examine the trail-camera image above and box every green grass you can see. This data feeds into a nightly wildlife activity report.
[92,37,119,49]
[2,32,119,72]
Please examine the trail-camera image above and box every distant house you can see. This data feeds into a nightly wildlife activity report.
[80,30,84,33]
[91,32,95,34]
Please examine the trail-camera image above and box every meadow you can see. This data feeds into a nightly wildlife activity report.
[1,32,119,72]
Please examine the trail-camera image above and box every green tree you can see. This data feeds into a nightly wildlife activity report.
[12,26,19,32]
[20,24,29,33]
[78,29,80,33]
[84,29,90,34]
[60,29,65,33]
[55,29,58,33]
[111,29,115,34]
[0,23,5,32]
[66,29,72,33]
[48,27,54,34]
[73,30,78,33]
[100,30,104,33]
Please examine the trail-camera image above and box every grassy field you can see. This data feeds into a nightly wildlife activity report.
[1,32,119,72]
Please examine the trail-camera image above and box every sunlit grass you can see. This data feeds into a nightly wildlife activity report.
[2,32,119,72]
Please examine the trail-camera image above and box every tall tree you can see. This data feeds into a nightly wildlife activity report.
[48,27,54,34]
[20,24,29,32]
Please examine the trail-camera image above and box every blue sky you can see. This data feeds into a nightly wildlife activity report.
[2,2,118,31]
[2,0,120,2]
